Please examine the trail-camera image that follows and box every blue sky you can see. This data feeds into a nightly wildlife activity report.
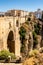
[0,0,43,12]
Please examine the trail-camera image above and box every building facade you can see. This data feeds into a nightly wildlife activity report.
[34,9,42,19]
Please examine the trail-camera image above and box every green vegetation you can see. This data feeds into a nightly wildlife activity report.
[33,31,38,44]
[32,31,38,49]
[0,50,16,60]
[19,26,26,53]
[34,23,41,35]
[32,23,41,48]
[20,44,25,53]
[29,49,39,57]
[19,26,26,44]
[32,31,37,39]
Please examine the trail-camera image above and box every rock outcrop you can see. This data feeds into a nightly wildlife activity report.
[19,14,43,57]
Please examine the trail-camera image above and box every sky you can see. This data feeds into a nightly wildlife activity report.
[0,0,43,12]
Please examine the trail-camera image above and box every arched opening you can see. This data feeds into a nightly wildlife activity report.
[7,31,15,53]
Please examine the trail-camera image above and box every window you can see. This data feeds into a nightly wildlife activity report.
[16,20,19,27]
[18,13,20,16]
[9,22,12,29]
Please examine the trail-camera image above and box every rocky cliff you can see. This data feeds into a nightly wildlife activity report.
[19,13,43,57]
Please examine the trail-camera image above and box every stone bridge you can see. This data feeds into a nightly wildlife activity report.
[0,16,26,57]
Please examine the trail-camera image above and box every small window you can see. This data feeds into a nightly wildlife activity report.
[9,22,12,29]
[16,20,19,27]
[18,13,20,16]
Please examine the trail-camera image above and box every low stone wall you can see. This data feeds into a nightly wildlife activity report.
[0,63,22,65]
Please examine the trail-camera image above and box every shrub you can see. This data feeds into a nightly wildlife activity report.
[32,31,38,48]
[0,50,9,60]
[10,53,16,59]
[20,44,25,53]
[29,50,34,57]
[0,50,16,60]
[34,23,41,35]
[32,31,37,39]
[33,49,39,55]
[29,49,39,57]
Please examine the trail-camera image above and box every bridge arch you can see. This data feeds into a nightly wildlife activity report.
[7,30,15,53]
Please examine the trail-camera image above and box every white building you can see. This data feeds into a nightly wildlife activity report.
[34,9,42,19]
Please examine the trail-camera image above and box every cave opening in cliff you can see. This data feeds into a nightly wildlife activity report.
[7,31,15,53]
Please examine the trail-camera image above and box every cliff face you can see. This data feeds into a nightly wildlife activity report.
[19,14,43,56]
